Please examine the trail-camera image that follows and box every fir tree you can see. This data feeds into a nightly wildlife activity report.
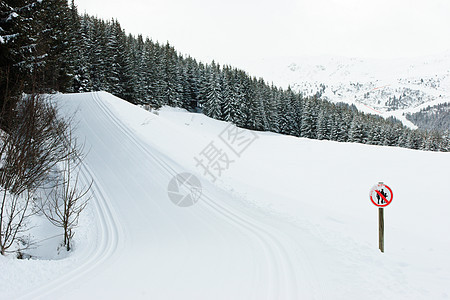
[203,62,223,119]
[349,115,365,143]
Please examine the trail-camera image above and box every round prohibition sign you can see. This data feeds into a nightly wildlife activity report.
[370,183,393,207]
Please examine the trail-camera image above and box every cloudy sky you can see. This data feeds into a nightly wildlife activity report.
[75,0,450,66]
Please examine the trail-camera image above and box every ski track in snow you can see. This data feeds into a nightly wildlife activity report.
[17,95,123,300]
[92,92,303,299]
[15,92,324,299]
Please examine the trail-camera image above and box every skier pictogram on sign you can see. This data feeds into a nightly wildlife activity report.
[370,183,393,207]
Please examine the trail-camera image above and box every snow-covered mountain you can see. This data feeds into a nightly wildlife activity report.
[1,92,449,299]
[236,51,450,130]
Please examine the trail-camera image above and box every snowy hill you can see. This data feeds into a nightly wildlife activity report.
[1,92,449,299]
[236,52,450,129]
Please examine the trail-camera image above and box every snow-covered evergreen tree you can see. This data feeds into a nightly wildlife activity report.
[203,62,223,119]
[301,99,317,139]
[349,116,365,143]
[36,0,74,92]
[1,0,37,112]
[71,7,91,93]
[316,110,330,140]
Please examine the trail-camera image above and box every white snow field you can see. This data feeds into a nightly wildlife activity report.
[1,91,449,299]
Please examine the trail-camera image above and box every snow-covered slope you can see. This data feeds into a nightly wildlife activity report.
[236,52,450,129]
[1,92,449,299]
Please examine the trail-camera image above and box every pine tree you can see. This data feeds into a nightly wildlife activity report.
[203,62,223,119]
[349,115,365,143]
[277,92,291,135]
[36,0,74,92]
[1,0,34,116]
[328,113,339,141]
[266,85,280,133]
[87,17,108,91]
[317,110,330,140]
[423,130,442,151]
[233,70,251,128]
[181,57,200,110]
[68,0,91,93]
[74,14,94,92]
[374,126,384,145]
[159,43,182,107]
[440,130,450,152]
[103,19,128,98]
[251,78,270,131]
[145,39,162,107]
[301,99,316,139]
[221,67,235,122]
[286,88,301,137]
[337,110,351,143]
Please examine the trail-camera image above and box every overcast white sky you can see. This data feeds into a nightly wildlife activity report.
[75,0,450,66]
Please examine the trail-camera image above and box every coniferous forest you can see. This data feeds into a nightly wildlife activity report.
[406,103,450,132]
[1,0,449,152]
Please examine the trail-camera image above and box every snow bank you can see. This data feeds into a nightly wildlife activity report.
[1,92,448,299]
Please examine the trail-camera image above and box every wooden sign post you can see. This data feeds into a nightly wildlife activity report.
[369,182,393,253]
[379,207,384,253]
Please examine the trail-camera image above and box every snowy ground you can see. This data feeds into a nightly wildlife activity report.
[1,91,449,299]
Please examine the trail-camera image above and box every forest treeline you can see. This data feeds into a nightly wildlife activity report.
[1,0,449,151]
[406,103,450,132]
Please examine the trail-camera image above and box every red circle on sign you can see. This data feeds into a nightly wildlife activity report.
[370,184,393,207]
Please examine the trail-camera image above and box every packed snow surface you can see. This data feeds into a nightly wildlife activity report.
[1,92,449,299]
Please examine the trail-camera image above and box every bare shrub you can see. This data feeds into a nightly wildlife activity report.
[40,131,91,251]
[0,94,73,255]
